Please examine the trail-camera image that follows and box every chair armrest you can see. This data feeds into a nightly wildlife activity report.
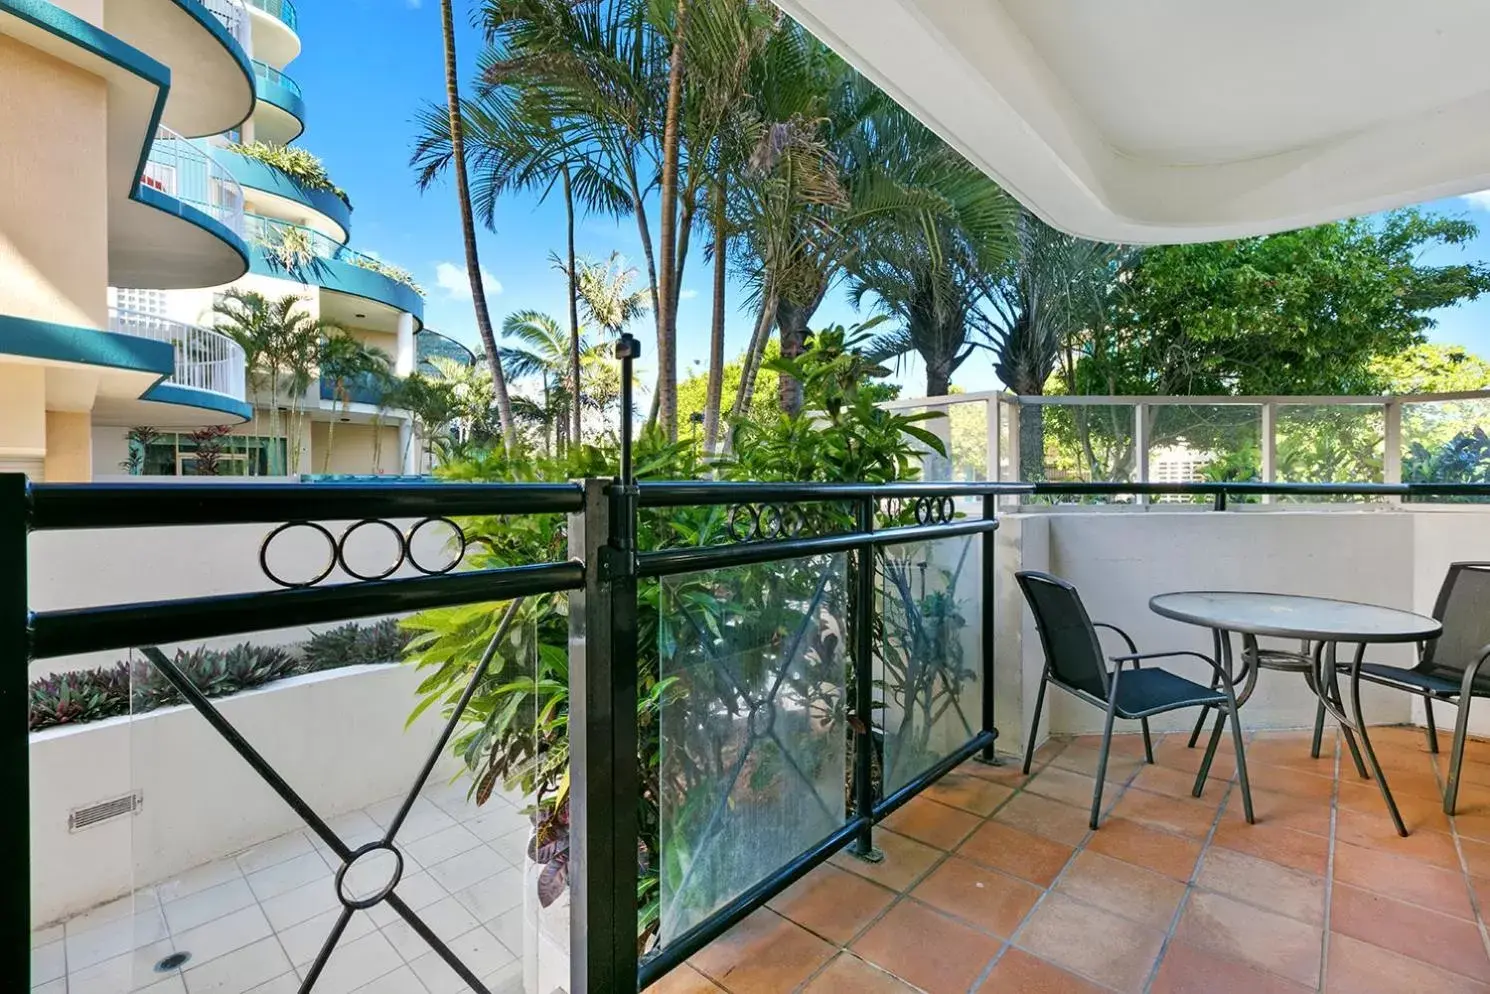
[1093,622,1139,655]
[1110,650,1219,668]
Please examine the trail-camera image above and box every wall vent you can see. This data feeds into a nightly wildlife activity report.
[69,792,142,832]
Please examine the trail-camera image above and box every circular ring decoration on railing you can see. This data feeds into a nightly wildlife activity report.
[939,495,956,523]
[747,699,778,740]
[780,504,807,537]
[334,841,405,911]
[758,504,785,540]
[727,503,760,542]
[405,516,467,575]
[259,520,339,589]
[337,518,408,582]
[911,496,956,526]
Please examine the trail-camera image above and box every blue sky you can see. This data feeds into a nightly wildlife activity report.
[293,1,1490,397]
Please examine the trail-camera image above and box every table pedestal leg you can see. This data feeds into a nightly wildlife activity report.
[1321,641,1407,836]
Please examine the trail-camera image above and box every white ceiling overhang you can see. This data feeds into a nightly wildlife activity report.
[774,0,1490,243]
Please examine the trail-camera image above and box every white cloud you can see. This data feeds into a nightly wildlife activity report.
[679,288,698,300]
[435,262,503,300]
[1462,191,1490,212]
[406,0,421,7]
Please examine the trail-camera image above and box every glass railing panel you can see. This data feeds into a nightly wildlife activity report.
[142,127,246,239]
[1402,398,1490,501]
[252,60,302,99]
[657,553,849,942]
[1024,402,1138,502]
[246,0,297,30]
[1146,404,1263,503]
[1275,403,1385,500]
[876,534,982,795]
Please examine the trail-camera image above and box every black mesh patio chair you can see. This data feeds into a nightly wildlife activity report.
[1354,562,1490,815]
[1017,570,1255,830]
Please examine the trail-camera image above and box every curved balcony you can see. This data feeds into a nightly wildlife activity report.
[245,214,425,328]
[252,60,306,144]
[112,127,250,289]
[212,146,352,244]
[244,0,300,68]
[195,0,253,57]
[103,307,253,424]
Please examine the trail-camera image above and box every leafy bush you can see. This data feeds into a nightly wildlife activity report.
[29,619,408,731]
[1404,427,1490,502]
[348,254,426,297]
[228,141,353,208]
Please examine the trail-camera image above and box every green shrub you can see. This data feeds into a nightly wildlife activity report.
[28,666,131,730]
[302,618,410,672]
[228,141,352,208]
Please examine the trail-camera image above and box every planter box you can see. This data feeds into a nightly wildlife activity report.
[30,663,448,925]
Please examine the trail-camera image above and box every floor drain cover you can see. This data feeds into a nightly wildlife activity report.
[155,952,191,972]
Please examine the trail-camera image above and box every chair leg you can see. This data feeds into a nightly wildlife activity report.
[1194,711,1226,797]
[1141,717,1154,764]
[1424,694,1440,755]
[1023,673,1049,775]
[1310,695,1326,760]
[1229,703,1256,824]
[1185,705,1212,749]
[1446,697,1473,815]
[1091,700,1119,831]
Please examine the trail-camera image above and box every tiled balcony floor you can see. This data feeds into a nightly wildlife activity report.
[655,727,1490,994]
[31,777,539,994]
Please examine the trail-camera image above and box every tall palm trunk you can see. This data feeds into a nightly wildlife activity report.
[441,0,515,451]
[702,176,728,455]
[564,165,582,447]
[731,291,776,422]
[655,0,688,441]
[775,297,811,416]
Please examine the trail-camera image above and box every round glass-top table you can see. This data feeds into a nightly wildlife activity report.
[1149,591,1440,836]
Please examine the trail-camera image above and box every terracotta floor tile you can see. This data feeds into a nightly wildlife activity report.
[1014,892,1166,994]
[688,908,835,994]
[767,863,896,945]
[961,756,1033,789]
[1130,763,1212,800]
[1086,817,1202,881]
[881,796,982,851]
[1453,805,1490,844]
[1333,840,1476,920]
[851,898,1002,994]
[1330,883,1490,983]
[1223,785,1331,837]
[1338,780,1452,834]
[1174,890,1322,987]
[1026,766,1107,810]
[910,855,1043,939]
[957,820,1075,887]
[1443,755,1490,790]
[1151,736,1236,781]
[1245,733,1338,777]
[1031,738,1070,767]
[1334,806,1461,870]
[1211,817,1330,876]
[1054,850,1186,931]
[1151,939,1314,994]
[994,792,1093,846]
[1050,744,1144,783]
[646,964,727,993]
[977,948,1110,993]
[1108,786,1219,839]
[1071,733,1151,758]
[829,829,942,893]
[1464,836,1490,879]
[800,953,919,993]
[1194,847,1325,925]
[924,770,1016,817]
[1326,932,1490,994]
[1246,762,1337,801]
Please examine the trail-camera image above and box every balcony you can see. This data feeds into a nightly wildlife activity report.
[108,307,248,403]
[243,0,301,67]
[251,59,306,144]
[319,369,388,407]
[245,213,426,323]
[194,0,253,59]
[246,0,297,31]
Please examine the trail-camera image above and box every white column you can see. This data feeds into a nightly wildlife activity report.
[396,314,416,377]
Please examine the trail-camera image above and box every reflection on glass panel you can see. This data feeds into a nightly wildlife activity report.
[658,555,848,942]
[1147,405,1262,503]
[1276,404,1384,498]
[948,401,989,481]
[877,536,982,795]
[998,399,1015,483]
[1403,399,1490,501]
[1030,404,1138,502]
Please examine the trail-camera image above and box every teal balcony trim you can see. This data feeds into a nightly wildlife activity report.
[213,147,353,239]
[320,371,386,407]
[0,314,174,381]
[175,0,255,135]
[244,218,424,327]
[252,59,305,139]
[143,382,253,422]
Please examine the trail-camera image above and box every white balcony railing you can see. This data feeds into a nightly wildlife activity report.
[108,307,248,402]
[140,126,247,241]
[193,0,253,56]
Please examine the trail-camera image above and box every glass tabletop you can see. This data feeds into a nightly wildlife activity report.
[1149,591,1441,643]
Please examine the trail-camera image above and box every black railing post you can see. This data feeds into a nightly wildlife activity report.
[569,478,639,994]
[1,474,29,984]
[850,496,880,860]
[980,494,999,764]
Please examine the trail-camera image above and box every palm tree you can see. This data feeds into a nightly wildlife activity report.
[439,0,516,451]
[319,335,393,473]
[498,310,569,455]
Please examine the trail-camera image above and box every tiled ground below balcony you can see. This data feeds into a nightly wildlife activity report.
[31,778,539,994]
[654,727,1490,994]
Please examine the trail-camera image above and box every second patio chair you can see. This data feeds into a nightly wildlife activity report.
[1355,561,1490,815]
[1017,570,1256,830]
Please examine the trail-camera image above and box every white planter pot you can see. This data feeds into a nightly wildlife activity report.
[522,850,571,994]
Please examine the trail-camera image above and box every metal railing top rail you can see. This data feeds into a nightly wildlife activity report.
[1027,481,1490,498]
[880,389,1490,408]
[636,480,1034,507]
[25,480,586,531]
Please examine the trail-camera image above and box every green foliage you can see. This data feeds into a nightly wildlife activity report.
[229,141,352,208]
[1404,428,1490,502]
[302,619,410,672]
[29,666,132,730]
[346,254,426,296]
[1371,343,1490,395]
[131,644,299,712]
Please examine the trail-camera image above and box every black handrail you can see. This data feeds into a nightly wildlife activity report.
[1028,480,1490,498]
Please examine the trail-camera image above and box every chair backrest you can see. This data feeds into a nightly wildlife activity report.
[1015,571,1110,698]
[1423,562,1490,677]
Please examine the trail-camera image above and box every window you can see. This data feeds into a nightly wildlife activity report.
[140,433,287,477]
